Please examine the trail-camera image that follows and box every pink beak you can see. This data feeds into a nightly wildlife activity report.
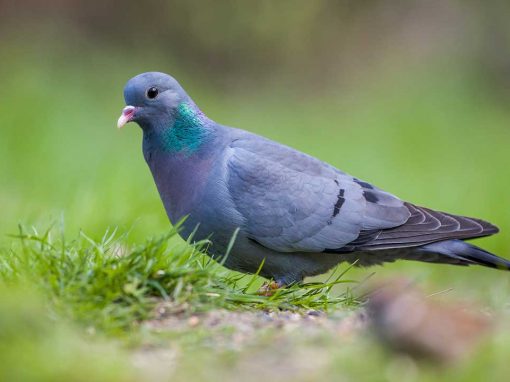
[117,106,136,129]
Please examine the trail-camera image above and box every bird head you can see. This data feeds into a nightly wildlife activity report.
[117,72,189,130]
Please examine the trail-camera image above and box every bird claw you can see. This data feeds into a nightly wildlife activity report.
[257,280,283,296]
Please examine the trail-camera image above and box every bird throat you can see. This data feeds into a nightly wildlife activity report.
[160,102,211,154]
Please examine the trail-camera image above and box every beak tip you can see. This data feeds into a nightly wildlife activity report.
[117,117,127,129]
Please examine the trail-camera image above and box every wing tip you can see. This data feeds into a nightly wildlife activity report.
[470,217,499,236]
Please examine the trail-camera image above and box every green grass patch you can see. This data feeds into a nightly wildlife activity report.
[0,223,360,336]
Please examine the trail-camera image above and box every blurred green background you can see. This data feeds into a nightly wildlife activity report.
[1,1,510,378]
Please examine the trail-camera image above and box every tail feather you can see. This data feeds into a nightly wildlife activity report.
[419,240,510,271]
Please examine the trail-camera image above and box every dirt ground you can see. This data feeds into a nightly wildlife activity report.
[132,307,368,381]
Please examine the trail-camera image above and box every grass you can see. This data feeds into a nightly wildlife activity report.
[0,222,363,381]
[0,223,360,336]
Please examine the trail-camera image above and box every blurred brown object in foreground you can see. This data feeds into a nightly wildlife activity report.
[366,279,492,363]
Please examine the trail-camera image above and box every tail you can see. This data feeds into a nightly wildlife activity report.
[418,240,510,271]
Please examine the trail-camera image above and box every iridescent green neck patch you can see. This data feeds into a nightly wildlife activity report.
[161,103,211,153]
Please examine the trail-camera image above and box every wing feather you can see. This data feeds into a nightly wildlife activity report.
[226,134,410,253]
[344,204,499,251]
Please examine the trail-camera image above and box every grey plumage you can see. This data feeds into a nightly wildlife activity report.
[118,72,509,285]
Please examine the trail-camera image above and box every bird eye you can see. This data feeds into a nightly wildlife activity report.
[146,87,159,99]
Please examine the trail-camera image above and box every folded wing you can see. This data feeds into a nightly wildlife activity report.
[226,135,411,252]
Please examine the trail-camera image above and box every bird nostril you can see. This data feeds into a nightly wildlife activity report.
[122,106,136,117]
